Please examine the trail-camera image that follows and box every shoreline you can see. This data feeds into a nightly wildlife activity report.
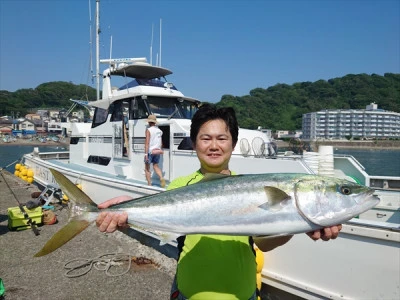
[1,139,400,150]
[311,140,400,150]
[0,138,70,147]
[275,140,400,150]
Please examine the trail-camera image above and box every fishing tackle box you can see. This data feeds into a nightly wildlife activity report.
[7,206,43,231]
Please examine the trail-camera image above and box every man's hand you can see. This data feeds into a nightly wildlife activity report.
[307,225,342,241]
[254,224,343,252]
[96,195,131,233]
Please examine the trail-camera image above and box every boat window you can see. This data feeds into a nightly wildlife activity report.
[131,98,148,119]
[177,100,199,119]
[119,79,139,90]
[146,97,178,118]
[110,101,123,121]
[147,97,198,119]
[178,137,193,150]
[121,100,129,123]
[87,155,111,166]
[92,107,109,128]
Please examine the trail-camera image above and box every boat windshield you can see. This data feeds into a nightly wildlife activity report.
[147,97,198,119]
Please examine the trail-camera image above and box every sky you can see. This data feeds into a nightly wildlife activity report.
[0,0,399,102]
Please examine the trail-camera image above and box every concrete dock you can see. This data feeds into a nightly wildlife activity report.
[0,170,176,300]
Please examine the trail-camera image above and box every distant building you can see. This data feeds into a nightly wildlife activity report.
[12,118,36,136]
[0,120,13,135]
[49,110,60,120]
[32,119,46,134]
[36,110,49,119]
[25,113,41,121]
[257,127,273,139]
[275,130,302,139]
[302,103,400,140]
[47,121,63,134]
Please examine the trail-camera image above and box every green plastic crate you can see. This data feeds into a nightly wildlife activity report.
[7,206,42,230]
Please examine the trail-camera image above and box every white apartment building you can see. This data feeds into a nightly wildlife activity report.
[302,103,400,140]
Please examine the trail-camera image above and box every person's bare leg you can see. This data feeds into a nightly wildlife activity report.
[145,163,152,185]
[153,164,165,187]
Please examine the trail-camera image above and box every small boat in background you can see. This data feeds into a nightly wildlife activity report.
[49,135,60,142]
[2,135,11,143]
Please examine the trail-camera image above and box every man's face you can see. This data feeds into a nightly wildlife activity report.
[193,119,234,173]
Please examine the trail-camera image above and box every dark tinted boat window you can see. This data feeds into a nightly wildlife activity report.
[87,155,111,166]
[110,101,123,122]
[131,98,148,119]
[92,107,109,128]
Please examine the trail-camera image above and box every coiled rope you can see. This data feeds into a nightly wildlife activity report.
[64,253,132,278]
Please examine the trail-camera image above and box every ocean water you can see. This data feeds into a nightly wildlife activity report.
[0,145,399,177]
[334,148,400,177]
[0,145,67,173]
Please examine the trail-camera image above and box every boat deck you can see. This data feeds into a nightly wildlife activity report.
[40,157,163,189]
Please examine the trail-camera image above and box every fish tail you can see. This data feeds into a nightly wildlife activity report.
[34,168,99,257]
[34,219,91,257]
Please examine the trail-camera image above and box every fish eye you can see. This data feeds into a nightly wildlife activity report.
[340,186,352,195]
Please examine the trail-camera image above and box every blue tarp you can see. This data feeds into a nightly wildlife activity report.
[12,130,37,136]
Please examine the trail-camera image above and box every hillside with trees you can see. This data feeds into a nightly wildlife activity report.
[0,73,399,130]
[216,73,399,130]
[0,81,96,118]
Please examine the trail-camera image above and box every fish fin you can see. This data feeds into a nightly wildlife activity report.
[34,219,91,257]
[200,173,231,182]
[50,168,96,206]
[258,186,291,210]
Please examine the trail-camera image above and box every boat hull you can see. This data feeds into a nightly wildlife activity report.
[261,220,400,299]
[23,153,162,204]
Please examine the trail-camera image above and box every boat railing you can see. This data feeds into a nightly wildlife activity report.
[35,151,70,161]
[333,155,370,186]
[369,175,400,190]
[333,154,365,170]
[345,218,400,235]
[174,148,305,161]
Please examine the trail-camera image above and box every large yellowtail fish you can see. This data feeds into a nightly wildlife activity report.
[34,168,380,257]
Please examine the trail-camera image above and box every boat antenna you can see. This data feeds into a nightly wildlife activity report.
[150,23,154,65]
[159,18,162,66]
[95,0,101,100]
[109,35,113,65]
[88,0,93,84]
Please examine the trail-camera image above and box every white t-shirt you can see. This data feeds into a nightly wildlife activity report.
[147,126,163,153]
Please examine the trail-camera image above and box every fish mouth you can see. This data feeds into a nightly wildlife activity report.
[356,189,380,208]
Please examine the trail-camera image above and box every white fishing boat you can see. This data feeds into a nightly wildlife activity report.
[21,1,399,298]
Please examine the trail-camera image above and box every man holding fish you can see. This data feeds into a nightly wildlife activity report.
[96,104,343,300]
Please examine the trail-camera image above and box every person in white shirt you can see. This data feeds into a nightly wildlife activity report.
[144,115,166,187]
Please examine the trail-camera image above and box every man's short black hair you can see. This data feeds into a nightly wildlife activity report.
[190,104,239,147]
